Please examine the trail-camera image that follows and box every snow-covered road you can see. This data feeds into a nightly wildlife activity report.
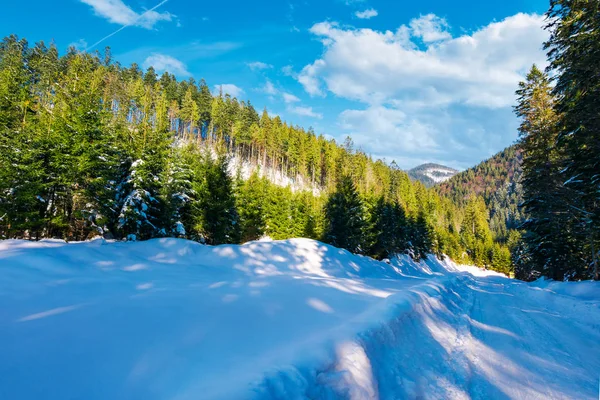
[462,275,599,399]
[0,238,598,399]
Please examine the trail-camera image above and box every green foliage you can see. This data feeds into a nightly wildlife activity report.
[0,34,515,276]
[543,0,600,280]
[237,172,268,242]
[437,145,524,242]
[510,0,600,281]
[193,151,240,245]
[324,176,367,254]
[368,196,408,260]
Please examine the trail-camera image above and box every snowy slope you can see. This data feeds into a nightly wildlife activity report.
[407,163,459,187]
[0,238,598,400]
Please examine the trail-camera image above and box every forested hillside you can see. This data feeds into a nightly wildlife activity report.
[407,163,458,187]
[436,145,524,242]
[0,35,514,274]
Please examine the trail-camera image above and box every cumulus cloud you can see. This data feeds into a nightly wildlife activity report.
[258,80,303,105]
[340,106,437,152]
[80,0,173,29]
[300,13,547,107]
[298,59,327,97]
[355,9,378,19]
[288,106,323,119]
[281,65,295,77]
[262,80,278,95]
[247,61,273,71]
[282,92,301,103]
[143,53,190,76]
[296,13,548,167]
[409,14,451,42]
[214,84,244,98]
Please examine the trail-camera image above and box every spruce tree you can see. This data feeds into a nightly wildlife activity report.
[369,196,408,260]
[545,0,600,279]
[460,197,493,266]
[324,175,366,253]
[238,172,267,242]
[194,151,241,245]
[515,65,580,280]
[160,144,196,238]
[410,211,433,262]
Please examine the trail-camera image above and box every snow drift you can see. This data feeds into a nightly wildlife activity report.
[0,238,598,399]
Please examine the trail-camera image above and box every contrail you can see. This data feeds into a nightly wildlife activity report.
[85,0,169,52]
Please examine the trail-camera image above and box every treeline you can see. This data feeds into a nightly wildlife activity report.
[437,146,524,244]
[514,0,599,281]
[0,34,511,273]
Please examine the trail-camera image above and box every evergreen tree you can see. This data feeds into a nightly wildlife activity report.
[160,145,196,238]
[369,196,408,260]
[194,151,240,245]
[545,0,600,280]
[515,65,581,280]
[460,197,493,266]
[324,176,366,254]
[0,35,44,238]
[410,211,434,262]
[238,172,267,241]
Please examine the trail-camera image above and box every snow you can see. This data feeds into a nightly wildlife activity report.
[0,238,598,400]
[227,154,322,196]
[423,167,457,183]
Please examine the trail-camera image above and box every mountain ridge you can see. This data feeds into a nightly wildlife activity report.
[407,163,459,187]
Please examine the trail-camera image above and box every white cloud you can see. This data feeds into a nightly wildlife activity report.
[340,106,437,152]
[80,0,173,29]
[247,61,273,71]
[288,106,323,119]
[214,84,244,98]
[281,65,296,77]
[259,80,302,104]
[300,13,547,107]
[282,92,301,103]
[298,13,548,168]
[355,9,378,19]
[262,80,278,95]
[409,14,451,42]
[69,39,88,50]
[298,59,327,97]
[143,53,190,76]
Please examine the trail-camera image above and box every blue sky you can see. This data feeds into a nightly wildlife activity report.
[1,0,549,169]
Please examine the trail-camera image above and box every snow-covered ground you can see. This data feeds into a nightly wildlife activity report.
[423,166,458,183]
[0,238,598,399]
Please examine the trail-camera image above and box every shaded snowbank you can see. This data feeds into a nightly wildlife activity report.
[0,238,598,399]
[529,277,600,301]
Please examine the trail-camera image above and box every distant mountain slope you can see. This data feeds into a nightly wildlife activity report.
[436,145,524,239]
[407,163,458,187]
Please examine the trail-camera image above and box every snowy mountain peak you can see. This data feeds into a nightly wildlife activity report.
[407,163,459,187]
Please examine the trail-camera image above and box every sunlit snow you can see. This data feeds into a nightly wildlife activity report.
[0,238,598,399]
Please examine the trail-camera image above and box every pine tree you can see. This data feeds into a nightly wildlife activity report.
[0,35,44,238]
[264,185,293,240]
[545,0,600,280]
[410,211,434,262]
[117,159,161,241]
[160,144,196,238]
[194,151,241,245]
[515,65,581,280]
[238,172,268,241]
[324,176,366,254]
[369,196,408,260]
[460,197,493,266]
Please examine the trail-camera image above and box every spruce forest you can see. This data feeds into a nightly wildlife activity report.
[0,0,598,281]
